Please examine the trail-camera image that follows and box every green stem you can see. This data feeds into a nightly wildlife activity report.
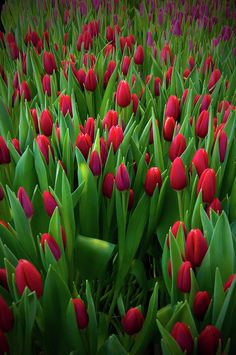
[177,191,184,222]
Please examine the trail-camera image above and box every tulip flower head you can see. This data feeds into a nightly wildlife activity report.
[15,259,43,298]
[171,322,194,355]
[121,308,144,335]
[72,298,89,329]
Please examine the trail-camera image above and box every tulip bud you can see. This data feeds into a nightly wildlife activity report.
[43,191,58,216]
[36,134,53,164]
[193,291,211,320]
[170,157,187,190]
[72,298,89,329]
[203,55,214,74]
[169,133,186,162]
[134,45,144,65]
[171,322,194,355]
[12,138,21,155]
[165,66,173,87]
[84,68,97,92]
[121,56,131,75]
[116,80,131,108]
[206,198,222,217]
[20,81,31,101]
[131,93,138,114]
[188,56,195,70]
[30,108,39,133]
[76,133,92,160]
[115,163,130,191]
[160,43,172,64]
[144,167,162,196]
[9,41,19,59]
[42,74,51,96]
[208,69,221,93]
[223,273,236,292]
[84,117,95,142]
[196,168,216,203]
[89,150,102,176]
[177,261,192,293]
[196,110,210,138]
[191,149,208,176]
[0,136,10,164]
[0,268,8,290]
[43,51,57,74]
[198,325,222,355]
[0,330,9,354]
[185,229,208,267]
[15,259,43,298]
[163,117,175,142]
[103,110,118,131]
[218,131,227,162]
[106,26,114,43]
[165,95,180,120]
[200,94,211,112]
[121,308,144,335]
[73,67,86,89]
[102,173,115,198]
[167,220,187,248]
[59,94,72,117]
[0,295,14,332]
[40,233,61,260]
[100,137,108,166]
[181,89,188,104]
[40,109,53,136]
[107,125,124,153]
[154,77,161,97]
[17,187,34,218]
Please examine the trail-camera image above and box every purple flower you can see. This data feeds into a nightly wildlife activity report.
[140,2,144,16]
[158,8,163,25]
[171,20,182,36]
[146,31,153,46]
[92,0,101,11]
[79,1,87,16]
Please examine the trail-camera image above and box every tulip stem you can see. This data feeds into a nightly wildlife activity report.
[177,191,184,222]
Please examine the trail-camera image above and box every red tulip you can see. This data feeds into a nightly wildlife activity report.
[84,117,95,141]
[169,133,186,162]
[116,80,131,108]
[17,187,34,218]
[40,109,53,136]
[76,133,92,160]
[218,100,230,113]
[200,94,211,112]
[0,269,8,290]
[36,134,53,164]
[191,149,208,176]
[196,168,216,203]
[206,198,222,217]
[0,136,10,164]
[198,325,222,355]
[0,330,9,354]
[131,93,139,114]
[43,191,58,217]
[203,55,214,74]
[185,229,208,267]
[106,26,114,43]
[115,163,130,191]
[20,81,31,101]
[0,295,14,332]
[102,173,115,199]
[83,53,96,67]
[72,298,89,329]
[218,131,227,162]
[160,43,172,64]
[166,66,173,87]
[193,291,211,320]
[42,74,51,96]
[40,233,61,260]
[196,110,210,138]
[181,88,188,104]
[107,125,124,153]
[15,259,43,298]
[170,157,187,190]
[100,137,108,166]
[154,77,161,97]
[177,261,192,293]
[165,95,180,120]
[134,45,144,65]
[30,108,39,133]
[12,138,21,155]
[224,274,236,291]
[171,322,194,355]
[43,51,57,74]
[103,110,118,131]
[73,67,86,89]
[188,56,195,70]
[144,167,162,196]
[84,68,97,92]
[121,308,144,335]
[167,220,187,249]
[121,56,131,75]
[89,150,102,176]
[59,94,72,117]
[208,69,221,92]
[163,117,175,142]
[8,41,19,59]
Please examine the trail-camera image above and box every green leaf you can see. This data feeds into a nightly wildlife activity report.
[98,334,128,355]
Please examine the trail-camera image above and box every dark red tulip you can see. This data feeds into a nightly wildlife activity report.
[102,173,115,199]
[169,133,186,162]
[208,69,221,93]
[170,157,187,190]
[134,45,144,65]
[206,198,222,217]
[100,137,108,166]
[20,81,31,101]
[121,308,144,335]
[43,191,58,217]
[196,168,216,203]
[73,66,86,89]
[115,164,130,191]
[160,43,172,64]
[83,53,96,67]
[193,291,211,320]
[76,133,92,160]
[191,149,208,176]
[17,187,34,218]
[0,295,14,332]
[8,41,19,59]
[12,138,21,155]
[183,68,190,79]
[185,229,208,267]
[203,55,214,74]
[84,68,97,92]
[224,274,236,292]
[84,117,95,141]
[165,66,173,87]
[154,77,161,97]
[218,131,227,162]
[0,269,8,290]
[144,167,162,196]
[0,330,9,355]
[200,94,211,112]
[36,134,53,164]
[15,259,43,298]
[167,220,187,249]
[107,125,124,153]
[40,233,61,260]
[89,150,102,176]
[196,110,210,138]
[177,261,192,293]
[188,56,195,70]
[194,94,201,105]
[43,51,57,74]
[72,298,89,329]
[116,80,131,108]
[42,74,51,96]
[40,109,53,136]
[163,116,175,142]
[122,56,131,76]
[106,26,114,43]
[103,110,118,131]
[165,95,180,120]
[60,94,72,117]
[181,89,188,104]
[0,136,10,164]
[171,322,194,355]
[106,60,116,77]
[218,100,230,113]
[131,93,139,114]
[30,108,39,133]
[198,325,222,355]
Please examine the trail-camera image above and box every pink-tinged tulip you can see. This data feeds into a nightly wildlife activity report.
[165,95,180,120]
[203,55,214,74]
[84,117,95,141]
[198,325,222,355]
[0,330,9,354]
[181,89,188,104]
[218,131,227,162]
[72,298,89,329]
[169,133,186,162]
[208,69,221,93]
[20,81,31,101]
[200,94,211,112]
[43,51,57,74]
[122,56,131,76]
[144,167,162,196]
[224,274,236,291]
[12,138,21,155]
[154,77,161,97]
[183,68,190,79]
[107,125,124,153]
[30,109,39,133]
[165,66,173,88]
[17,187,34,218]
[0,136,10,164]
[115,164,130,191]
[160,43,172,64]
[163,117,175,142]
[177,261,192,293]
[15,259,43,298]
[103,110,118,131]
[131,93,138,114]
[89,150,102,176]
[116,80,131,108]
[134,45,144,65]
[42,74,51,96]
[100,137,108,166]
[206,198,222,217]
[191,149,208,177]
[36,135,53,164]
[171,322,194,355]
[196,110,210,138]
[40,109,53,136]
[0,268,8,290]
[170,157,187,190]
[102,173,115,199]
[185,229,208,267]
[128,189,134,210]
[40,233,61,260]
[76,133,92,160]
[167,221,187,249]
[193,291,211,321]
[60,94,72,117]
[121,308,144,335]
[0,295,14,332]
[43,191,58,217]
[197,168,216,203]
[84,68,97,92]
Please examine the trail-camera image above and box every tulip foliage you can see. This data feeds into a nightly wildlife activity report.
[0,0,236,354]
